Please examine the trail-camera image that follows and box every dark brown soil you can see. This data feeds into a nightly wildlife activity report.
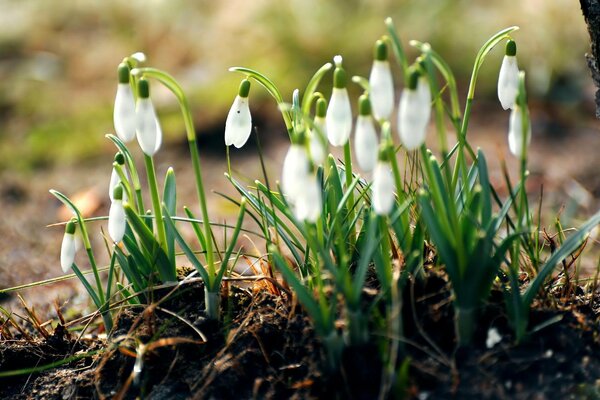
[2,270,600,400]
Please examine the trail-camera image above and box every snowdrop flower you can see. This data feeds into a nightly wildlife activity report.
[372,151,395,215]
[60,219,77,273]
[109,185,126,243]
[354,95,378,172]
[398,68,431,150]
[326,56,353,147]
[498,40,519,110]
[309,98,328,165]
[281,143,310,200]
[113,63,136,142]
[369,40,394,121]
[508,104,531,158]
[294,171,322,223]
[135,79,162,156]
[225,79,252,148]
[109,153,128,202]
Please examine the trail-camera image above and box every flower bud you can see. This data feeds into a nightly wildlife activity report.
[281,144,310,201]
[108,194,126,243]
[309,98,328,165]
[113,63,137,142]
[372,158,395,215]
[225,79,253,148]
[294,172,322,222]
[135,79,162,156]
[326,56,353,146]
[508,105,531,158]
[109,153,128,202]
[369,40,394,121]
[60,220,77,273]
[354,95,378,172]
[497,40,519,110]
[398,68,430,150]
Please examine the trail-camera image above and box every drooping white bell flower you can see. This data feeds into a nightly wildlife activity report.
[508,105,531,158]
[281,143,310,201]
[225,79,252,148]
[135,79,162,156]
[354,95,378,172]
[109,185,126,243]
[498,40,519,110]
[113,63,136,142]
[309,98,328,165]
[369,40,394,121]
[294,172,322,223]
[398,68,431,151]
[60,220,77,273]
[326,56,353,147]
[372,154,395,215]
[109,153,128,202]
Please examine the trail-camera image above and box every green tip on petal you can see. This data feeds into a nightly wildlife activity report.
[316,98,327,117]
[113,185,123,201]
[333,67,347,89]
[506,40,517,57]
[118,63,130,84]
[374,40,388,61]
[238,79,251,98]
[114,152,125,165]
[407,67,420,90]
[358,94,371,116]
[377,146,390,162]
[137,79,150,99]
[65,219,77,234]
[295,128,307,145]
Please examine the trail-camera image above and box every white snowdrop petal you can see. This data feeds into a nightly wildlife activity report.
[398,89,429,151]
[326,88,353,147]
[369,61,394,121]
[136,98,160,156]
[114,84,137,142]
[108,200,126,243]
[309,117,327,165]
[225,96,252,148]
[508,106,531,157]
[281,145,310,200]
[372,162,395,215]
[354,116,378,172]
[60,233,76,273]
[294,174,322,222]
[498,55,519,110]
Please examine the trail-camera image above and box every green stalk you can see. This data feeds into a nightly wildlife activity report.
[343,142,357,248]
[134,68,215,280]
[143,155,168,252]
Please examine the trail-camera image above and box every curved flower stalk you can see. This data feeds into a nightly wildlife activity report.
[508,104,531,158]
[398,68,431,150]
[281,143,310,201]
[109,153,129,202]
[60,219,77,273]
[497,40,519,110]
[372,151,395,215]
[135,79,162,156]
[294,171,322,222]
[354,94,378,172]
[113,63,137,143]
[108,185,126,243]
[369,39,394,121]
[309,98,328,165]
[326,56,353,147]
[225,79,252,148]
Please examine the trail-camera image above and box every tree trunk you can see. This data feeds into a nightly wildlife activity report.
[581,0,600,117]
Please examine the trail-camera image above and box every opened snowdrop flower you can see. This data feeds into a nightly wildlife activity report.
[326,56,353,147]
[498,40,519,110]
[109,153,128,202]
[109,185,126,243]
[60,219,77,273]
[135,79,162,156]
[294,171,322,223]
[281,142,310,200]
[508,104,531,158]
[369,40,394,121]
[225,79,252,148]
[372,150,395,215]
[354,95,378,172]
[113,63,136,142]
[309,98,328,165]
[398,68,431,150]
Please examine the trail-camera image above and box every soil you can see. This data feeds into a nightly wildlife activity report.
[1,268,599,400]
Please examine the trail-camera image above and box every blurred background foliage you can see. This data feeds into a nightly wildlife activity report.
[0,0,590,171]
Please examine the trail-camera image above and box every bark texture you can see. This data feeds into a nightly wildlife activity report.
[581,0,600,117]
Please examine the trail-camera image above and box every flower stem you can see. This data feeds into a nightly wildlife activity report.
[144,155,168,254]
[343,142,356,248]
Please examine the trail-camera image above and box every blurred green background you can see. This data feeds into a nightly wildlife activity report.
[0,0,590,171]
